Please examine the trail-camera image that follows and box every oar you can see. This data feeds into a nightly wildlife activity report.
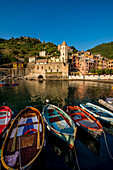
[11,117,20,152]
[37,115,40,149]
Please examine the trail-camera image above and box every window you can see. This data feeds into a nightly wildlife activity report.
[42,66,43,70]
[37,67,39,70]
[57,69,59,72]
[45,69,47,72]
[51,69,52,72]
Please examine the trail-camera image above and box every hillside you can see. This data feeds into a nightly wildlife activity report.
[87,42,113,59]
[0,36,60,65]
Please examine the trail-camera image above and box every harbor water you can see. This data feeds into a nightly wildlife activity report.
[0,79,113,169]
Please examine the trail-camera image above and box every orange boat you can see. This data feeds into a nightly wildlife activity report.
[67,106,103,139]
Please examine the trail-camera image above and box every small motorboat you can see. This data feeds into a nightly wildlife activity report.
[1,106,45,169]
[43,104,77,148]
[12,83,19,86]
[80,103,113,125]
[0,105,12,137]
[67,105,103,139]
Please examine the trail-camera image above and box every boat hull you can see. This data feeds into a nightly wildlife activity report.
[67,106,103,140]
[0,106,12,137]
[80,103,113,125]
[99,99,113,111]
[43,104,77,148]
[1,106,45,170]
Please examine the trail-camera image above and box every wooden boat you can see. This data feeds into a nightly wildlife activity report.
[1,106,45,169]
[0,106,12,137]
[43,104,77,148]
[98,99,113,111]
[80,103,113,125]
[67,106,103,139]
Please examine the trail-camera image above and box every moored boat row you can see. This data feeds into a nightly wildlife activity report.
[0,100,113,169]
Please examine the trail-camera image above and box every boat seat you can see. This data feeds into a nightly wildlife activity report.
[18,121,39,127]
[48,109,54,113]
[46,114,60,119]
[77,118,88,122]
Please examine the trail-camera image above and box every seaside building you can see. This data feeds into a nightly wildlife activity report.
[70,51,108,75]
[79,57,94,74]
[29,61,69,79]
[60,41,68,63]
[29,56,36,63]
[27,41,69,79]
[39,51,47,57]
[93,54,107,70]
[107,59,113,69]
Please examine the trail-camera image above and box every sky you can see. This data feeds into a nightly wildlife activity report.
[0,0,113,51]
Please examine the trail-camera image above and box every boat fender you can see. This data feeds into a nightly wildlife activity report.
[47,125,51,131]
[24,128,37,134]
[76,122,80,126]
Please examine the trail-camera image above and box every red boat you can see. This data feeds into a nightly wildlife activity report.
[0,106,12,136]
[67,105,103,139]
[0,82,9,87]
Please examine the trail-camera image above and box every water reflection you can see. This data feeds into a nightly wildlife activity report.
[1,80,113,169]
[46,129,76,170]
[76,128,100,156]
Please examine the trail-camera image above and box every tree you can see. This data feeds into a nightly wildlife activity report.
[105,69,111,75]
[111,69,113,75]
[91,68,96,74]
[24,57,29,63]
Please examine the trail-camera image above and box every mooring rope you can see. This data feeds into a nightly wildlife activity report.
[103,127,113,135]
[74,146,80,170]
[103,130,113,160]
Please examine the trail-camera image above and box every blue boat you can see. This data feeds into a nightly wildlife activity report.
[43,104,77,148]
[80,102,113,125]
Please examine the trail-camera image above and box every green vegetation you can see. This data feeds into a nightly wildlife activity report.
[88,42,113,59]
[0,36,60,64]
[1,36,113,66]
[91,68,113,75]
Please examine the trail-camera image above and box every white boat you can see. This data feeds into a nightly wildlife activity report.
[99,99,113,111]
[80,102,113,125]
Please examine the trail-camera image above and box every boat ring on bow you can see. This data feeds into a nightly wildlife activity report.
[24,128,37,134]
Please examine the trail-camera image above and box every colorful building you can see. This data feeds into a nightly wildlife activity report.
[107,59,113,69]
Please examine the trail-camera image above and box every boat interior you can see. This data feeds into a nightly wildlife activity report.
[46,108,70,131]
[68,107,100,129]
[3,108,44,169]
